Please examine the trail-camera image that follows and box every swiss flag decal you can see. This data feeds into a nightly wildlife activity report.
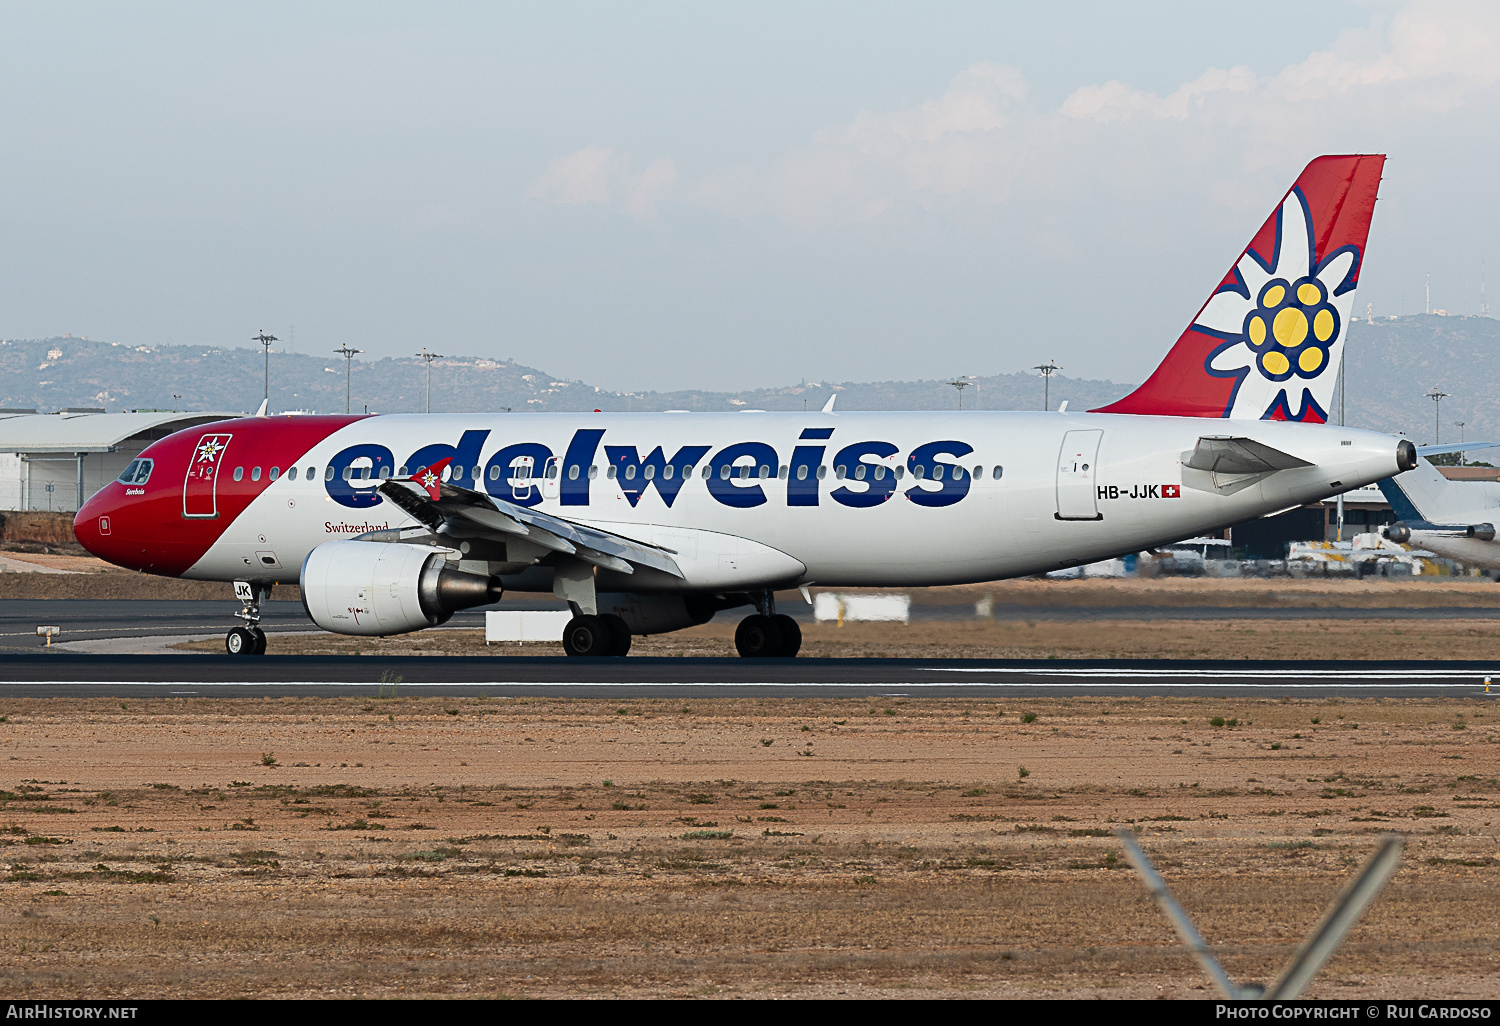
[1162,484,1181,498]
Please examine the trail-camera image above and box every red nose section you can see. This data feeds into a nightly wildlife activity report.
[74,414,364,577]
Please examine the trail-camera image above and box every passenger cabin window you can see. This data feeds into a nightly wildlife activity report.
[251,467,262,482]
[993,465,1004,480]
[233,467,244,482]
[287,467,298,481]
[268,467,279,481]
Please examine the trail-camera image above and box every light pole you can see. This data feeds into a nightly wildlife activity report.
[334,345,363,415]
[947,379,970,409]
[1455,421,1467,465]
[1034,361,1061,411]
[172,395,180,413]
[1426,387,1450,444]
[418,348,443,414]
[253,331,278,409]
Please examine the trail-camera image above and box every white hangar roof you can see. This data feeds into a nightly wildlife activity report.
[0,410,241,454]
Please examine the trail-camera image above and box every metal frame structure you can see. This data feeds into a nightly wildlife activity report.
[1114,828,1403,999]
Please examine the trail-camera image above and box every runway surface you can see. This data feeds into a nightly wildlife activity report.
[1,652,1496,699]
[5,599,1500,649]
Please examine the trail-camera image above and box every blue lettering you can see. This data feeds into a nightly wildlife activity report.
[325,443,396,509]
[560,429,604,506]
[789,428,833,507]
[830,441,899,508]
[788,453,824,505]
[706,441,778,508]
[605,444,710,508]
[906,440,975,507]
[405,430,490,486]
[483,442,554,508]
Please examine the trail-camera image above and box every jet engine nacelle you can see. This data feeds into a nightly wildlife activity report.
[1385,522,1495,544]
[301,540,501,637]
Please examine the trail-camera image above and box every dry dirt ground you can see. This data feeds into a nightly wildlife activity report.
[0,695,1496,999]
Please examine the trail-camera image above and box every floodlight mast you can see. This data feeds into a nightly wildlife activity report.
[333,345,363,415]
[947,379,970,409]
[253,331,278,410]
[1426,387,1450,444]
[1034,361,1061,411]
[417,348,444,414]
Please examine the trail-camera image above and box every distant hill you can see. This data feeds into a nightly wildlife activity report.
[0,335,1131,417]
[1,314,1493,444]
[1341,314,1500,446]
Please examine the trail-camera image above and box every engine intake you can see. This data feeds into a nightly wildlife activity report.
[301,540,501,637]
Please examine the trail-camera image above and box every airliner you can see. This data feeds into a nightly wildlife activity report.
[1379,448,1500,566]
[75,154,1415,657]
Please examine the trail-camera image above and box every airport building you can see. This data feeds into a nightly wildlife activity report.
[0,409,236,512]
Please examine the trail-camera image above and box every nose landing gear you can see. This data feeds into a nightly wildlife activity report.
[227,581,270,656]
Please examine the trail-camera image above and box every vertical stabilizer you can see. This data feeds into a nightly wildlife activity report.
[1377,458,1500,525]
[1095,154,1385,422]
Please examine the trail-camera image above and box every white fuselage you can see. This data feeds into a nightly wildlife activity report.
[183,410,1406,592]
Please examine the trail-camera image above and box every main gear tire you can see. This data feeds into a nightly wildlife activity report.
[599,613,633,657]
[734,614,784,658]
[770,614,802,657]
[562,615,615,657]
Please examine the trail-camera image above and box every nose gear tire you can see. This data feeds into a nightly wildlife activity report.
[226,627,258,656]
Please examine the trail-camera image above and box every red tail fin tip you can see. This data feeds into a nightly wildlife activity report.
[1093,154,1385,421]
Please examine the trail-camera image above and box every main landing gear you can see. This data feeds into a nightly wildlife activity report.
[734,590,801,658]
[561,613,632,658]
[558,591,803,659]
[226,581,269,656]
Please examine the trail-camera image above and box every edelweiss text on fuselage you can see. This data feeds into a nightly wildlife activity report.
[320,427,980,511]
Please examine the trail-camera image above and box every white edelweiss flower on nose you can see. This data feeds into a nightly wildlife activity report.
[1199,190,1359,421]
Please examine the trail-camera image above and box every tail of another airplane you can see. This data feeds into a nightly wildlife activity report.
[1377,455,1500,527]
[1094,154,1385,422]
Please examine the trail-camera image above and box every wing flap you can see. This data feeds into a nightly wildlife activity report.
[376,478,682,578]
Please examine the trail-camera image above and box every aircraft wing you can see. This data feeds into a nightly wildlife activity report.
[1183,436,1314,475]
[376,460,683,578]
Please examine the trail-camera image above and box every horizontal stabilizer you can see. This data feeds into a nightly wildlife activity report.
[1415,441,1499,457]
[1183,436,1313,476]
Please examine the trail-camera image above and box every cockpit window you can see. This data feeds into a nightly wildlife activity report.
[117,459,153,485]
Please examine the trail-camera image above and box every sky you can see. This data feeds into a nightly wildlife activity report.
[2,1,1498,392]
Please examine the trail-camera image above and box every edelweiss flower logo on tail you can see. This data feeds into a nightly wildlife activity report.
[1198,189,1360,422]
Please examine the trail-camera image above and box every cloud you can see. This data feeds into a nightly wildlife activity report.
[531,1,1500,232]
[1061,66,1257,122]
[527,145,677,219]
